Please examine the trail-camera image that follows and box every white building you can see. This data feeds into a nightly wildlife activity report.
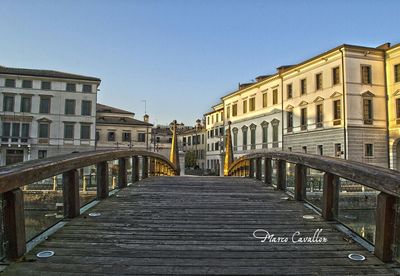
[0,65,100,165]
[204,103,224,174]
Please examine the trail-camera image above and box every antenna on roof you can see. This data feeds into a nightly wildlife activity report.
[141,100,147,114]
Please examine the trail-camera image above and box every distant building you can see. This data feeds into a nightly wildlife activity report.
[151,122,189,160]
[204,103,224,174]
[178,119,206,169]
[0,65,100,165]
[95,103,152,149]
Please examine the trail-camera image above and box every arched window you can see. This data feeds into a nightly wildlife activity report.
[250,124,256,150]
[232,127,238,152]
[261,121,269,149]
[242,125,248,151]
[271,119,279,148]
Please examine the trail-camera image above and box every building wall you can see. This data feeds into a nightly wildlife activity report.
[205,105,224,172]
[0,75,99,165]
[96,123,148,149]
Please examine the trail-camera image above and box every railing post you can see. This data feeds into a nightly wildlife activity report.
[62,169,80,218]
[256,158,262,180]
[294,164,307,201]
[264,157,272,185]
[97,161,109,199]
[118,158,127,189]
[142,156,149,179]
[375,192,396,262]
[149,158,155,176]
[322,172,339,221]
[276,160,286,190]
[249,159,254,178]
[132,156,139,182]
[3,188,26,259]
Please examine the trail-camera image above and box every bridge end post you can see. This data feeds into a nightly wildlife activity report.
[62,169,80,218]
[118,158,127,189]
[294,164,307,201]
[276,160,286,190]
[132,156,139,182]
[375,192,396,262]
[142,157,149,179]
[97,161,109,199]
[264,158,272,185]
[322,173,339,221]
[256,158,262,180]
[3,188,26,259]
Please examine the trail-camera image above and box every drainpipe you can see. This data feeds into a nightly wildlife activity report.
[340,48,348,159]
[383,51,391,168]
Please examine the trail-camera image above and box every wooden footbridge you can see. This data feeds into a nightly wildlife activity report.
[1,149,400,275]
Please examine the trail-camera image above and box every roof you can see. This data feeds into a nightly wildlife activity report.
[96,103,134,115]
[96,116,153,127]
[0,65,101,82]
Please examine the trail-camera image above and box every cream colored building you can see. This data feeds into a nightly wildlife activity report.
[95,103,152,149]
[178,119,206,169]
[386,43,400,170]
[0,65,100,165]
[212,43,397,169]
[204,103,224,174]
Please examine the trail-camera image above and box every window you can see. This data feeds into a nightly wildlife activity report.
[66,83,76,92]
[216,114,219,122]
[38,150,47,159]
[363,98,373,124]
[20,96,31,113]
[233,128,238,151]
[210,129,214,138]
[288,147,292,152]
[21,124,29,138]
[397,98,400,121]
[333,100,341,124]
[207,144,210,151]
[287,84,293,99]
[262,93,268,107]
[316,73,323,90]
[3,95,14,112]
[272,123,279,148]
[226,106,230,119]
[249,97,255,111]
[202,134,204,144]
[242,126,248,151]
[302,146,307,153]
[182,137,187,146]
[243,99,247,114]
[2,122,10,141]
[300,108,307,130]
[5,79,15,88]
[395,64,400,83]
[81,100,92,116]
[332,67,340,85]
[65,99,76,115]
[220,127,223,136]
[39,97,51,114]
[96,131,100,142]
[272,89,278,105]
[318,145,323,155]
[316,104,323,127]
[214,129,218,137]
[232,103,237,117]
[211,115,214,124]
[108,131,115,141]
[365,144,373,157]
[38,123,49,138]
[81,124,90,140]
[22,80,32,89]
[12,123,20,141]
[41,81,51,90]
[215,141,219,151]
[287,111,293,132]
[361,65,372,84]
[335,143,342,157]
[262,123,268,149]
[250,125,256,150]
[138,133,146,142]
[207,116,210,125]
[300,79,307,95]
[64,123,74,139]
[82,84,92,93]
[122,132,131,142]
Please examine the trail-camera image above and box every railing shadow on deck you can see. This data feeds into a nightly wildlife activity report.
[0,149,178,260]
[227,151,400,263]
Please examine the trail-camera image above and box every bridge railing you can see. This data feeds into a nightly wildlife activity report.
[227,151,400,262]
[0,149,178,260]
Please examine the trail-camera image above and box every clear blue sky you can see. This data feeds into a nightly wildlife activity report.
[0,0,399,125]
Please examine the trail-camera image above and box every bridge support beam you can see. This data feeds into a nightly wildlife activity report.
[3,188,26,259]
[375,192,396,262]
[294,164,307,201]
[276,160,286,190]
[132,156,139,182]
[264,158,272,185]
[63,169,80,219]
[256,158,262,180]
[321,173,339,221]
[118,158,127,189]
[97,161,109,199]
[249,160,254,178]
[142,157,149,179]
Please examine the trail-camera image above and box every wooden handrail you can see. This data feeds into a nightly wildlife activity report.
[0,149,178,194]
[228,151,400,197]
[227,151,400,262]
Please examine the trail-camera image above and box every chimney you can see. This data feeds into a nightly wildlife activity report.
[143,114,149,123]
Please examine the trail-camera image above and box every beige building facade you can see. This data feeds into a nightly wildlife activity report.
[204,103,224,174]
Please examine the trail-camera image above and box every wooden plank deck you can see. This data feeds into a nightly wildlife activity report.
[4,176,400,275]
